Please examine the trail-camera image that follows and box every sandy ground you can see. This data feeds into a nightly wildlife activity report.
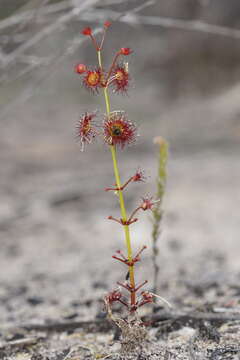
[0,129,239,358]
[1,0,240,357]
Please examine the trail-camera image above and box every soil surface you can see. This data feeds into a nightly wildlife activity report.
[1,2,240,354]
[0,130,239,359]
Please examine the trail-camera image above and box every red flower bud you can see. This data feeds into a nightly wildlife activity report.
[104,21,111,28]
[75,64,87,74]
[82,27,92,36]
[120,47,132,56]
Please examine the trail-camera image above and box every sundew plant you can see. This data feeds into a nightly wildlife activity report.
[75,22,165,352]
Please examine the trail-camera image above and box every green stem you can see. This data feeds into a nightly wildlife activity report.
[97,50,136,307]
[97,51,110,114]
[110,145,132,260]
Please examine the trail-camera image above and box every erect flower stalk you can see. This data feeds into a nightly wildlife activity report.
[75,23,163,323]
[96,47,137,308]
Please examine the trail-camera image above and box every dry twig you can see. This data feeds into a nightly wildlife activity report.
[1,0,100,69]
[83,10,240,40]
[0,337,40,351]
[0,0,155,120]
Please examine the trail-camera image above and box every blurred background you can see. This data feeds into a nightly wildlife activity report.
[0,0,239,325]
